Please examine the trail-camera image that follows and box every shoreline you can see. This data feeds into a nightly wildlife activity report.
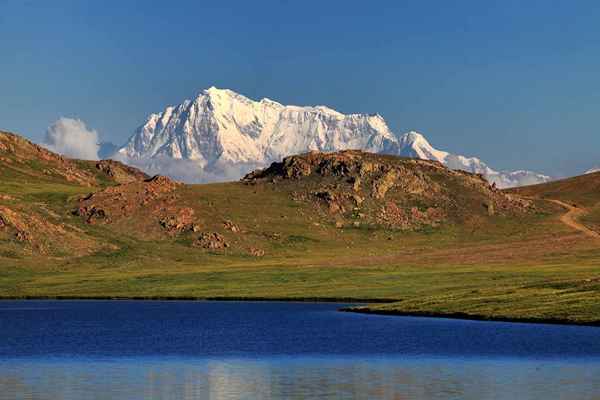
[339,307,600,328]
[2,296,600,327]
[0,295,394,304]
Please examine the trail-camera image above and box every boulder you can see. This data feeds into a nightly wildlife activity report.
[194,232,229,249]
[223,220,240,233]
[249,247,265,257]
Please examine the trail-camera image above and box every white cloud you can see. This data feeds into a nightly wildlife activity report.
[44,117,99,160]
[113,154,260,184]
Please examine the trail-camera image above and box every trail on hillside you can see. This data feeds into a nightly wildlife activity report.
[548,199,600,239]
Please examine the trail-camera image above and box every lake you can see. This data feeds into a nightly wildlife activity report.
[1,300,600,399]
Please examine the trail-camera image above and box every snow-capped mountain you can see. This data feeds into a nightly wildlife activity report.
[585,167,600,174]
[396,132,551,187]
[117,87,550,188]
[118,87,399,167]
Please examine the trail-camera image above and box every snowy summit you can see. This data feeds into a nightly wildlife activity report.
[116,87,550,188]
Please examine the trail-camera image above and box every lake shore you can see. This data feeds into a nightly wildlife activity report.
[2,295,600,327]
[339,306,600,327]
[0,295,391,304]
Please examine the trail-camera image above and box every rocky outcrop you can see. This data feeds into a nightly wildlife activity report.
[0,204,100,255]
[74,175,181,226]
[372,170,399,199]
[243,150,534,230]
[159,208,197,234]
[194,232,229,249]
[73,205,109,224]
[377,202,446,229]
[223,220,240,233]
[248,247,265,257]
[95,160,148,184]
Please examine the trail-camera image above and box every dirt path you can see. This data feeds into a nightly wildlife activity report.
[548,199,600,239]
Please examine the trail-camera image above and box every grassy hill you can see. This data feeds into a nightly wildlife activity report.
[510,172,600,235]
[2,130,600,325]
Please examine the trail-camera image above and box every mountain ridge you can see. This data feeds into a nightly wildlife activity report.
[115,87,550,188]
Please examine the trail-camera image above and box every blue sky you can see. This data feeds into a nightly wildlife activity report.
[1,0,599,176]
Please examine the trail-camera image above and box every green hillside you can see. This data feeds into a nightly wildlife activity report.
[2,130,600,325]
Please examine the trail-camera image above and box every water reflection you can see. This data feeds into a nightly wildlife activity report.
[2,357,599,400]
[3,301,600,399]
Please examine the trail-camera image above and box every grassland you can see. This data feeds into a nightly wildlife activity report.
[4,176,600,325]
[3,131,600,326]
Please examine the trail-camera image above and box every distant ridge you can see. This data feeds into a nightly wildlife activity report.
[116,87,551,187]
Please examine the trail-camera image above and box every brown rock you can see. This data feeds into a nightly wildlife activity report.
[159,207,195,234]
[378,202,410,229]
[352,194,364,206]
[190,223,202,232]
[95,160,148,184]
[73,206,108,224]
[372,169,398,199]
[223,220,240,233]
[362,161,377,175]
[15,230,31,242]
[263,232,282,240]
[249,247,265,257]
[194,232,229,249]
[314,190,345,214]
[145,175,179,186]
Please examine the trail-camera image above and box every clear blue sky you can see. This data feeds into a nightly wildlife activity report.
[1,0,599,176]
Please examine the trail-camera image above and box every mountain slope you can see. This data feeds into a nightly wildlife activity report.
[1,129,543,260]
[117,87,550,188]
[510,171,600,236]
[510,171,600,207]
[0,130,147,256]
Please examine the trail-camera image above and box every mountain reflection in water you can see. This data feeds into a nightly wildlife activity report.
[2,301,600,399]
[2,357,599,400]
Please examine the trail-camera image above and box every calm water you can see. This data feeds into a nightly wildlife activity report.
[1,301,600,399]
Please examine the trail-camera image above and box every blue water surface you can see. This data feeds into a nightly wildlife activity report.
[1,300,600,399]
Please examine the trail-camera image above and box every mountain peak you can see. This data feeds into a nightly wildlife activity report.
[204,86,227,94]
[401,131,428,143]
[397,131,448,163]
[259,97,283,106]
[200,86,247,102]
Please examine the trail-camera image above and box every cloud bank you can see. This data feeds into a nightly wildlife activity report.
[112,154,260,184]
[44,118,99,160]
[43,117,258,183]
